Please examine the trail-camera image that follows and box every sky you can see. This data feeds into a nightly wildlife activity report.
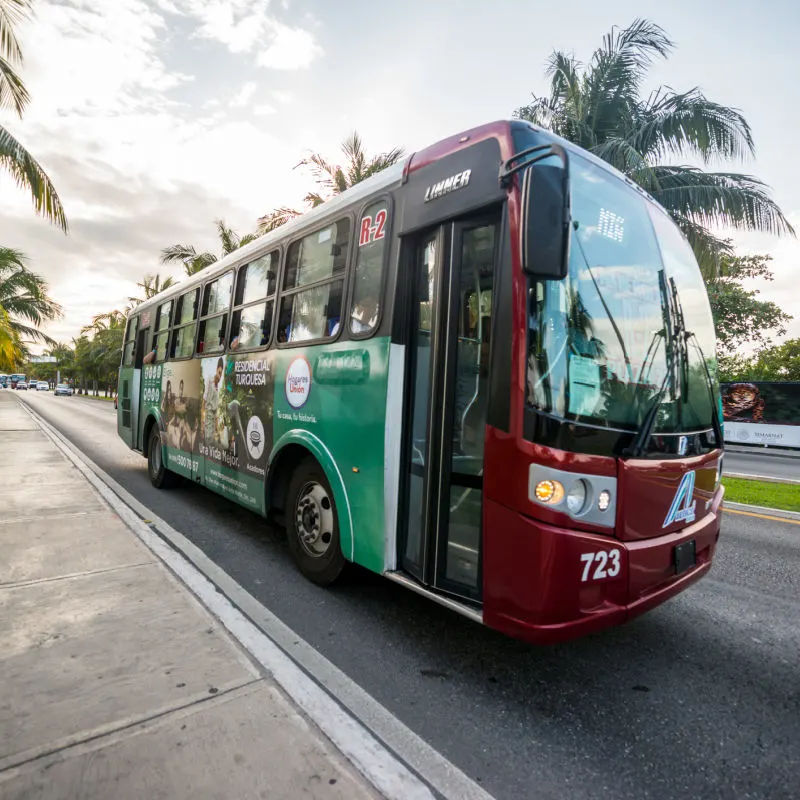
[1,0,799,349]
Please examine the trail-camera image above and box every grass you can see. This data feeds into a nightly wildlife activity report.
[722,477,800,513]
[75,393,115,403]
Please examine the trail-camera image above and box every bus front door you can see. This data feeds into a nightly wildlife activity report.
[131,326,149,450]
[400,215,499,603]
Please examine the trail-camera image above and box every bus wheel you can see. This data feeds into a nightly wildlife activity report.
[148,426,179,489]
[286,458,346,586]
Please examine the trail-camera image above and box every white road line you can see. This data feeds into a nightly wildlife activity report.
[19,400,495,800]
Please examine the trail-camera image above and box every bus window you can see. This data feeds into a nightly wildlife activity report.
[153,299,172,362]
[122,315,138,366]
[279,220,350,343]
[197,272,233,355]
[229,252,277,350]
[170,288,199,359]
[350,201,388,335]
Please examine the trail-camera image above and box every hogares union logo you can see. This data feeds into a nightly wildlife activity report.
[662,470,697,528]
[285,357,311,409]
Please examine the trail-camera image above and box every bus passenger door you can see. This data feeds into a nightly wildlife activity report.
[400,214,499,602]
[131,326,149,451]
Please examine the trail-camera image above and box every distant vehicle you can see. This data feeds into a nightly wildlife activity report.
[37,381,49,391]
[0,374,7,388]
[16,381,28,390]
[9,373,25,389]
[54,384,73,396]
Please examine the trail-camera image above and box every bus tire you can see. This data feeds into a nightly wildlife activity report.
[286,457,346,586]
[148,426,179,489]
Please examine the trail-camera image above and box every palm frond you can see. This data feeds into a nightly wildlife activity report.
[295,152,338,193]
[631,87,754,163]
[590,137,657,187]
[0,52,28,116]
[303,191,326,208]
[584,19,673,140]
[0,124,68,232]
[0,0,27,64]
[216,219,240,255]
[184,253,218,275]
[652,166,796,237]
[7,317,57,345]
[256,206,301,234]
[160,244,198,264]
[239,232,259,247]
[668,214,735,280]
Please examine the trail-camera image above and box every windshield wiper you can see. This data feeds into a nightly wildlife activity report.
[623,270,676,458]
[668,275,724,450]
[685,332,724,449]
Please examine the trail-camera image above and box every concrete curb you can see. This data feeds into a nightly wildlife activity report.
[723,501,800,522]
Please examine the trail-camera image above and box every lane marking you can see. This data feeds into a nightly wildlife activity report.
[723,507,800,526]
[17,398,494,800]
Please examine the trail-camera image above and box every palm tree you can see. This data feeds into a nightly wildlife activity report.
[513,19,793,277]
[0,247,61,347]
[127,273,177,308]
[161,219,259,276]
[0,0,67,231]
[81,309,126,335]
[0,306,26,370]
[256,131,405,235]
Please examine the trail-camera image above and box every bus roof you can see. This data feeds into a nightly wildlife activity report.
[130,118,672,316]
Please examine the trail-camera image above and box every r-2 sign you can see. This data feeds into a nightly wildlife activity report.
[580,549,621,582]
[359,209,387,246]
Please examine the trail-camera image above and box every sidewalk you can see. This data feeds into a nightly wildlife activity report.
[0,392,381,800]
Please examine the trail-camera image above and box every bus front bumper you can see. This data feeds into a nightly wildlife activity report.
[481,490,722,645]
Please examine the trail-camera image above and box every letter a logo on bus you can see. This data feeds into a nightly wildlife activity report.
[662,470,697,528]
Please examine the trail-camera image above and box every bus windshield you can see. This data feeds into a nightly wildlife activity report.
[527,152,718,434]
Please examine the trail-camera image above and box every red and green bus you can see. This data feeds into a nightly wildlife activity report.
[117,120,724,644]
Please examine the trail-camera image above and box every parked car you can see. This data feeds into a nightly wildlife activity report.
[54,384,73,396]
[16,381,28,390]
[36,381,49,391]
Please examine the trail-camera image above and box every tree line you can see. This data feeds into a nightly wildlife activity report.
[2,11,798,390]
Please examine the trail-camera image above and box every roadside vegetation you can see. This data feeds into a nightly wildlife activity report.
[723,477,800,513]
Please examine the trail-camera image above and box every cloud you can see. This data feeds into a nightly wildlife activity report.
[256,22,322,70]
[0,0,316,350]
[155,0,321,70]
[731,210,800,343]
[230,81,257,107]
[166,0,272,54]
[253,104,276,116]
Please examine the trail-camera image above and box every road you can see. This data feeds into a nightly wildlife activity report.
[723,445,799,482]
[14,390,800,800]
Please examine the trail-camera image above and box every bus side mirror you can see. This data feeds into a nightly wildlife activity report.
[520,162,570,280]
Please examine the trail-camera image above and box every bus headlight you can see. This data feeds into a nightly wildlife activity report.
[566,480,589,514]
[529,464,617,529]
[535,479,564,504]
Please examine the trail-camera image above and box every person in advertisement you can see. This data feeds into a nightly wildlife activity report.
[203,357,224,445]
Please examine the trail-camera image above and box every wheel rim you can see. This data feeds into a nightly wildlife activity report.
[150,434,161,477]
[294,480,334,558]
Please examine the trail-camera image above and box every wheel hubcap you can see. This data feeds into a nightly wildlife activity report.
[295,481,334,558]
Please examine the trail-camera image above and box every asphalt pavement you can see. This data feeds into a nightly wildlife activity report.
[12,390,800,800]
[723,444,799,482]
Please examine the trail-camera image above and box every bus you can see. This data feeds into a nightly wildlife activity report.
[116,119,724,644]
[9,374,25,389]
